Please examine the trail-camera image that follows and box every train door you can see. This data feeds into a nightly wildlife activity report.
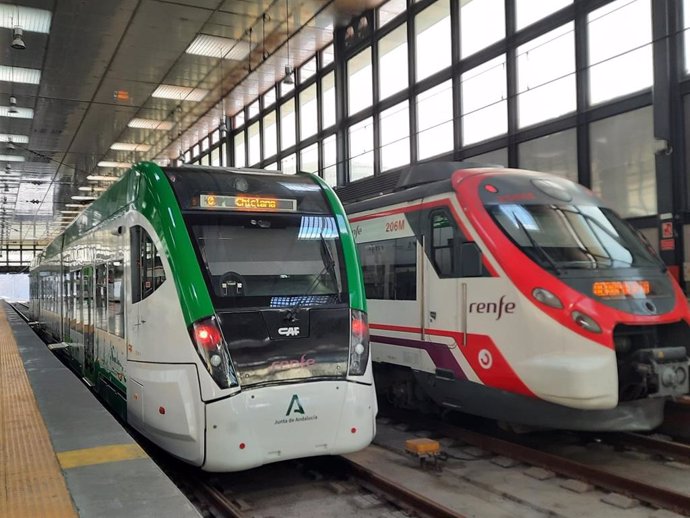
[422,208,483,347]
[82,265,95,381]
[128,226,167,359]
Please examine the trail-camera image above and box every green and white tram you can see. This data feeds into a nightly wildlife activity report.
[29,162,377,471]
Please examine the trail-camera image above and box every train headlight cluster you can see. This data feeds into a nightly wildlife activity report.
[571,311,602,334]
[532,288,563,309]
[190,316,238,388]
[349,310,369,376]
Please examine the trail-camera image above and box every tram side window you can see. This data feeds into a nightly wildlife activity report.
[357,237,416,300]
[131,226,166,303]
[95,264,108,330]
[108,261,124,338]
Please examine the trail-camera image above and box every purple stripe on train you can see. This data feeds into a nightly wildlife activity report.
[370,334,467,380]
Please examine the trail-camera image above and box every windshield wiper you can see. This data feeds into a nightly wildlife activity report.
[514,217,561,276]
[286,235,340,319]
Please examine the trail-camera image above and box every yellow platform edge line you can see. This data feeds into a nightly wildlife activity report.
[57,443,149,470]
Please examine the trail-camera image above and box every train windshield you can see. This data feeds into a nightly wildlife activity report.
[488,204,659,271]
[187,213,347,308]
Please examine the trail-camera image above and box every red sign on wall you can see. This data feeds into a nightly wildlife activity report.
[660,238,675,251]
[661,221,673,239]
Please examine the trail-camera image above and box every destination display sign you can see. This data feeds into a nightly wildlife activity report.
[199,194,297,212]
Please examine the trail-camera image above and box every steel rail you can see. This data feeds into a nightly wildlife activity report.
[191,478,246,518]
[614,432,690,463]
[439,424,690,516]
[341,456,466,518]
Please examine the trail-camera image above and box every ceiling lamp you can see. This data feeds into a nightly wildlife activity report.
[71,195,96,201]
[11,27,25,50]
[97,161,130,168]
[8,96,17,114]
[282,0,294,85]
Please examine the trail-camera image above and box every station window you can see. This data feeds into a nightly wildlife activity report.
[349,117,374,181]
[587,0,652,105]
[518,129,577,182]
[131,226,166,303]
[358,237,416,300]
[263,87,276,108]
[300,83,318,141]
[516,23,575,128]
[378,24,408,100]
[321,72,336,129]
[348,48,373,116]
[248,121,261,166]
[378,0,406,28]
[380,101,410,172]
[515,0,571,31]
[301,143,318,174]
[280,98,296,151]
[460,0,505,59]
[461,55,507,146]
[263,111,277,159]
[417,81,453,159]
[322,134,337,186]
[299,57,317,83]
[234,132,246,167]
[416,1,450,82]
[282,153,297,175]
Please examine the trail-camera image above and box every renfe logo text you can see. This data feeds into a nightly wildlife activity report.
[469,295,516,320]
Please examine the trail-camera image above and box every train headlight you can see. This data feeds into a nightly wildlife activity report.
[571,311,601,333]
[532,288,563,309]
[349,310,369,376]
[190,316,238,389]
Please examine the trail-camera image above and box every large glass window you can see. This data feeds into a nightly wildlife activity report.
[590,107,656,218]
[233,132,245,167]
[280,99,296,150]
[323,134,337,186]
[685,0,690,74]
[588,0,652,105]
[322,72,336,129]
[299,57,317,83]
[248,121,261,166]
[515,0,572,31]
[378,24,408,100]
[417,80,454,160]
[378,0,407,27]
[518,129,578,182]
[211,146,221,166]
[263,87,276,108]
[282,153,297,175]
[517,23,575,128]
[416,2,450,81]
[380,101,410,172]
[300,83,318,141]
[349,117,374,181]
[348,48,373,115]
[301,143,318,174]
[358,237,417,300]
[263,111,277,159]
[468,147,508,166]
[460,0,505,58]
[461,55,507,145]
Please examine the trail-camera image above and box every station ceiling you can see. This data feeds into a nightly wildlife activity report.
[0,0,377,246]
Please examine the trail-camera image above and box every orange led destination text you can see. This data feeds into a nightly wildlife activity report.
[592,280,650,298]
[234,196,277,210]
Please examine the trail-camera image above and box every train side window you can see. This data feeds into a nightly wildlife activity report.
[131,226,166,303]
[95,264,108,330]
[108,261,125,337]
[357,237,416,300]
[430,211,456,277]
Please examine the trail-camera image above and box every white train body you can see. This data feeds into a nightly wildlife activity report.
[346,163,690,431]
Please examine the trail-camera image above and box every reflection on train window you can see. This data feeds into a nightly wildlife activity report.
[108,261,124,337]
[95,263,108,330]
[131,226,166,303]
[358,237,416,300]
[431,211,455,277]
[72,270,81,328]
[82,266,93,327]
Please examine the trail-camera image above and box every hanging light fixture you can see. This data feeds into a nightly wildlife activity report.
[11,26,25,50]
[282,0,294,85]
[8,96,17,115]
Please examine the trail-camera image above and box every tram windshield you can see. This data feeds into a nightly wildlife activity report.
[488,204,660,271]
[187,213,347,308]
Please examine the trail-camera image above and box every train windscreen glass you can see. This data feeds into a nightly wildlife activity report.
[188,213,346,308]
[488,204,659,270]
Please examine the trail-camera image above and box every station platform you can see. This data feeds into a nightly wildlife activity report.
[0,303,200,518]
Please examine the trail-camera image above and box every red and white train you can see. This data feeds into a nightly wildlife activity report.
[345,162,690,431]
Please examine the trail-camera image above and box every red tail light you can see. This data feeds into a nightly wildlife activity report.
[195,323,222,350]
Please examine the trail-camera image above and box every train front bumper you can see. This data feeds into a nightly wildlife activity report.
[202,380,377,472]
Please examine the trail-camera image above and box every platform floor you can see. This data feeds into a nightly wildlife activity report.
[0,303,200,517]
